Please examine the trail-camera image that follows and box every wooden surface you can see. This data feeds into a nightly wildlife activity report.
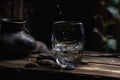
[0,51,120,80]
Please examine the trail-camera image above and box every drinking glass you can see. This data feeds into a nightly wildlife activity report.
[52,21,85,69]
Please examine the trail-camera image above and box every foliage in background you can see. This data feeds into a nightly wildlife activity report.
[93,0,119,53]
[0,0,119,53]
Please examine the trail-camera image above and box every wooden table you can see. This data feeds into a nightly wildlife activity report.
[0,51,120,80]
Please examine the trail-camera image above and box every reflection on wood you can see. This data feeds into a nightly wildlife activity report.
[0,51,120,79]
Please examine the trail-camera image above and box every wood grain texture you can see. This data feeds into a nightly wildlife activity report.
[0,51,120,80]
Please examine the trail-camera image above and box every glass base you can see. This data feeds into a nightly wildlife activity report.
[56,57,80,70]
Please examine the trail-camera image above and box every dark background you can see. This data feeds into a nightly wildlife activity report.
[26,0,97,50]
[2,0,119,52]
[0,1,120,80]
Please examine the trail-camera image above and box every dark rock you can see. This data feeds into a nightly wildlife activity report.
[33,41,48,53]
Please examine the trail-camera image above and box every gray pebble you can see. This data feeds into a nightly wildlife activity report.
[37,59,55,66]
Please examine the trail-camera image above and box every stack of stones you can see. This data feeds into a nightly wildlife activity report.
[25,41,61,69]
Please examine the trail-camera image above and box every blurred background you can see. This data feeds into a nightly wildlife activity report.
[0,0,120,53]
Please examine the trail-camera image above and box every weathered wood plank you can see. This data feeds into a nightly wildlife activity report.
[0,51,120,79]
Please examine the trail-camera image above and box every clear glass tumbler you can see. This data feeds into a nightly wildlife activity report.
[52,21,85,69]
